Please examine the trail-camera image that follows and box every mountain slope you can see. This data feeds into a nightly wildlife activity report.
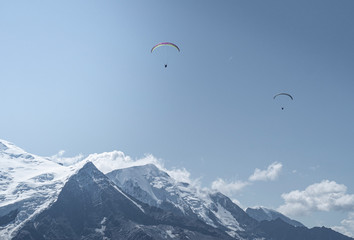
[13,162,233,240]
[246,207,305,227]
[209,193,259,235]
[0,140,80,240]
[107,164,354,240]
[107,164,262,239]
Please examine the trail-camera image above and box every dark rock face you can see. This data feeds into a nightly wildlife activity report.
[246,207,305,227]
[13,162,232,240]
[0,209,19,226]
[255,218,353,240]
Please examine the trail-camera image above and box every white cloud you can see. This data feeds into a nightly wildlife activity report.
[211,178,250,196]
[85,151,198,186]
[50,150,84,166]
[210,162,284,198]
[278,180,354,216]
[249,162,282,182]
[166,167,192,184]
[332,212,354,237]
[86,151,162,174]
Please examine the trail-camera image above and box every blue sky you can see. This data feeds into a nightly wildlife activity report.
[1,0,354,236]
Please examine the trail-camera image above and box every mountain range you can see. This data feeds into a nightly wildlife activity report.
[0,139,352,240]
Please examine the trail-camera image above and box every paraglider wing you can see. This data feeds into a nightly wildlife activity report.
[151,42,180,53]
[273,93,293,100]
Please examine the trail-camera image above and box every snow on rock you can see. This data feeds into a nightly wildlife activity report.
[212,203,243,231]
[166,230,176,238]
[95,217,109,240]
[107,164,247,235]
[0,139,86,240]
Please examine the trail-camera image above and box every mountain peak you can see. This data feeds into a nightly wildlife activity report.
[80,161,97,171]
[246,206,305,227]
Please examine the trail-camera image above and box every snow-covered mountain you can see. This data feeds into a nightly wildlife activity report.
[0,140,85,239]
[246,207,305,227]
[106,164,354,240]
[13,162,233,240]
[106,164,260,239]
[0,140,244,239]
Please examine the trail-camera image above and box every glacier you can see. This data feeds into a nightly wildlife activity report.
[0,140,86,239]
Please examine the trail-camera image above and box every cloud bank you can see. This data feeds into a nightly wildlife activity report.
[278,180,354,216]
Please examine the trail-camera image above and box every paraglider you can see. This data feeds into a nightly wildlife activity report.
[151,42,180,68]
[151,42,180,53]
[273,93,293,100]
[273,93,293,110]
